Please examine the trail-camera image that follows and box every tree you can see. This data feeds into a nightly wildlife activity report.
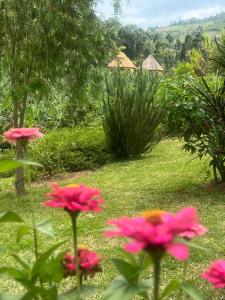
[0,0,115,195]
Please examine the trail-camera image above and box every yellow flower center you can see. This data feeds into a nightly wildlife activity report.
[143,210,165,224]
[66,184,79,188]
[78,244,88,250]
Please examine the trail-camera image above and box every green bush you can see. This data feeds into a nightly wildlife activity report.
[0,135,11,152]
[103,69,163,158]
[29,127,112,178]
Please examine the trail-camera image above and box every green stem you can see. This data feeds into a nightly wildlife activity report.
[178,260,188,300]
[30,196,38,260]
[33,226,38,261]
[153,258,161,300]
[30,195,43,287]
[71,214,81,300]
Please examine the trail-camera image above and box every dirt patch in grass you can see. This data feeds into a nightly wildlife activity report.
[32,170,94,187]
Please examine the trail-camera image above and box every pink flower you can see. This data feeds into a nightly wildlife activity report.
[179,223,207,239]
[45,183,104,214]
[63,253,75,272]
[105,208,203,261]
[202,260,225,289]
[3,128,43,144]
[63,249,102,278]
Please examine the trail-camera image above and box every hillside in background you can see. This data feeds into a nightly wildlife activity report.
[156,11,225,37]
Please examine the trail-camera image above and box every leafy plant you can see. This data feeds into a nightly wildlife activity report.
[103,69,163,158]
[29,127,112,178]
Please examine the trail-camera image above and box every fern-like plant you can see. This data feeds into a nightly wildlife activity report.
[103,69,162,158]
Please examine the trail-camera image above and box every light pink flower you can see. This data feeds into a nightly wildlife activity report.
[63,249,102,278]
[180,223,207,239]
[105,207,203,261]
[3,128,43,144]
[45,183,104,213]
[202,260,225,289]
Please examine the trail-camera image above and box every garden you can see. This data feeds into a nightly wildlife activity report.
[1,1,225,300]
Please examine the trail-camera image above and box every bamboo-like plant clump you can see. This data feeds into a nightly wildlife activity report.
[103,69,163,158]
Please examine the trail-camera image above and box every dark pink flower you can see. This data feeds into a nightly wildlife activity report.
[63,249,102,278]
[45,183,104,213]
[202,260,225,289]
[3,128,43,144]
[105,208,203,261]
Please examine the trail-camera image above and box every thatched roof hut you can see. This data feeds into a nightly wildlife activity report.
[142,55,164,72]
[108,51,136,69]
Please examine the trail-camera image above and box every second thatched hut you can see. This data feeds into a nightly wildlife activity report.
[142,55,164,72]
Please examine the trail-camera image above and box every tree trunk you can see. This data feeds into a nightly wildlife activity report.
[213,162,218,184]
[15,141,26,196]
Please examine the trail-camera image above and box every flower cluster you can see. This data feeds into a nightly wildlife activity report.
[3,128,43,144]
[45,183,104,214]
[63,248,102,279]
[105,207,206,261]
[202,260,225,289]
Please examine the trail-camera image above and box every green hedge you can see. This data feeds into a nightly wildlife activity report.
[29,127,112,178]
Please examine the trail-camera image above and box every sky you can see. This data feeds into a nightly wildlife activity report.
[96,0,225,28]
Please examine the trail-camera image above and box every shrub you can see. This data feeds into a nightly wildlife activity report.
[103,69,163,159]
[0,135,11,152]
[29,127,112,178]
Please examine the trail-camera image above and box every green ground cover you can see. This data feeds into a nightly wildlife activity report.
[0,139,224,299]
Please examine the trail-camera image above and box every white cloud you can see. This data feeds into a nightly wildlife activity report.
[96,1,225,27]
[175,5,225,20]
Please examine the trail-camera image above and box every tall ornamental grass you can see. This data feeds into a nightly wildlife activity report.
[103,69,163,158]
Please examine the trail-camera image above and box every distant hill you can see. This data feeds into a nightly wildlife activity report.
[155,12,225,38]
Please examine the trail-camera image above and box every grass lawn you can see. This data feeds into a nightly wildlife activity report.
[0,139,225,299]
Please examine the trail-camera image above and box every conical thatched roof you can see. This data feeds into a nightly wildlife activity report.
[108,51,136,69]
[142,55,164,72]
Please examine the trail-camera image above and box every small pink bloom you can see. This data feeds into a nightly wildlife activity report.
[64,253,75,272]
[45,183,104,214]
[202,260,225,289]
[3,128,43,144]
[105,207,205,261]
[63,249,102,279]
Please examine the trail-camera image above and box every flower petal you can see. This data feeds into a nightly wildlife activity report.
[166,243,189,261]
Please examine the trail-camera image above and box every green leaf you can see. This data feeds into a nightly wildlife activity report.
[0,160,42,173]
[112,259,139,283]
[0,160,23,173]
[17,160,43,168]
[31,242,64,280]
[0,267,23,280]
[160,279,181,299]
[182,281,205,300]
[38,285,58,300]
[0,211,23,223]
[38,252,64,284]
[1,94,12,110]
[102,276,150,300]
[181,240,207,252]
[138,252,152,272]
[12,254,31,272]
[16,225,31,244]
[58,286,95,300]
[35,219,55,238]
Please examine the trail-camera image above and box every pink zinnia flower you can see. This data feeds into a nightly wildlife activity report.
[45,183,104,213]
[63,249,102,279]
[105,207,203,261]
[179,223,207,239]
[202,260,225,289]
[3,128,43,144]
